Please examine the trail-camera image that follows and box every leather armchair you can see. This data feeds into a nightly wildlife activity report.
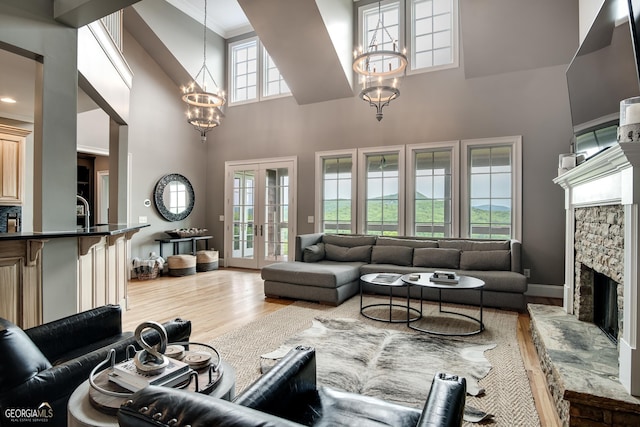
[117,346,466,427]
[0,304,191,427]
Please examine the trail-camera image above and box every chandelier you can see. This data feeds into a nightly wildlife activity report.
[181,0,226,142]
[352,2,407,121]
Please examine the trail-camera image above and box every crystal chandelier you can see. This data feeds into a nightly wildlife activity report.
[181,0,226,142]
[352,1,407,121]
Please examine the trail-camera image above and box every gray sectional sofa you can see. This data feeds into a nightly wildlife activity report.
[261,233,528,311]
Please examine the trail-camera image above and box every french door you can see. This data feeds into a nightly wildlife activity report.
[224,158,297,269]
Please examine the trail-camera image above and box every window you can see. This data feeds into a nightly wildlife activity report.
[359,147,405,236]
[357,0,458,74]
[360,1,402,72]
[410,0,458,71]
[229,38,258,104]
[407,142,458,237]
[315,137,521,241]
[316,150,357,234]
[461,137,522,240]
[229,37,290,105]
[263,49,290,98]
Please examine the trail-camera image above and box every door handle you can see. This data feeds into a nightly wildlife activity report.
[260,225,263,236]
[253,224,257,236]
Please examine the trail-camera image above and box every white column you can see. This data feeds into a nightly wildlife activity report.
[620,203,640,396]
[563,205,575,314]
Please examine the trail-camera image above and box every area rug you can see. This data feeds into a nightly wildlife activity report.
[208,296,541,427]
[260,317,496,422]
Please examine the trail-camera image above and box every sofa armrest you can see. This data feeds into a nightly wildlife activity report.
[295,233,324,261]
[417,373,466,427]
[509,239,522,273]
[234,346,317,414]
[1,318,191,407]
[25,304,123,363]
[117,386,304,427]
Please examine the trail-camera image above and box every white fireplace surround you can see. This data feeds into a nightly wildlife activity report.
[554,143,640,396]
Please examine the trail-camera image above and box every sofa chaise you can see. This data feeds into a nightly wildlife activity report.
[261,233,528,311]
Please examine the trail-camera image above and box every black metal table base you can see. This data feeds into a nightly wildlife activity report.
[360,285,421,324]
[408,288,484,336]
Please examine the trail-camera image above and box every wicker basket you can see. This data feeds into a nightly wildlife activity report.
[135,263,159,280]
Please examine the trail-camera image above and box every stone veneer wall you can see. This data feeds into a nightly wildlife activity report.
[574,205,624,338]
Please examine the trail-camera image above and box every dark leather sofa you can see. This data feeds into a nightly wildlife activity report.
[0,304,191,427]
[117,346,466,427]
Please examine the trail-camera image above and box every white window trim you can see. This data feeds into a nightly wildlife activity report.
[261,47,291,101]
[357,0,406,53]
[357,145,406,235]
[228,37,291,107]
[406,140,460,237]
[406,0,460,75]
[315,149,358,234]
[228,36,259,106]
[460,136,522,241]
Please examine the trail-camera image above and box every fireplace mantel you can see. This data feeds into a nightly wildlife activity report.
[553,142,640,396]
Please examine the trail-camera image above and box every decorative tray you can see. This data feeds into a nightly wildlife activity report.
[165,228,208,238]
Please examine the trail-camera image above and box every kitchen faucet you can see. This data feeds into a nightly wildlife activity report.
[77,194,90,229]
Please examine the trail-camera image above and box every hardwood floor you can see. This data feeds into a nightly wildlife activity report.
[123,268,562,426]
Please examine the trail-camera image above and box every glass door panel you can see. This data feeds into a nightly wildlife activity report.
[226,160,295,269]
[262,167,289,263]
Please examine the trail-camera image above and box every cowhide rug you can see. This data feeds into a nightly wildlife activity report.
[261,317,495,423]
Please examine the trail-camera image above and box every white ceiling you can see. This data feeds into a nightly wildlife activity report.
[0,49,36,122]
[166,0,253,39]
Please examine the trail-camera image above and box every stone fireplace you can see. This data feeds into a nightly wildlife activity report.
[554,143,640,395]
[528,143,640,426]
[573,205,624,343]
[529,143,640,425]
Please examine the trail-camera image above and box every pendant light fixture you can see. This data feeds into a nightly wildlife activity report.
[181,0,226,142]
[353,1,407,121]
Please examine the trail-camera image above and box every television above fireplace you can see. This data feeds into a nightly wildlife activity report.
[566,0,640,158]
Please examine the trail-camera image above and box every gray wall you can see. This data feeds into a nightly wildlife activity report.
[0,0,81,321]
[203,1,578,287]
[123,29,209,259]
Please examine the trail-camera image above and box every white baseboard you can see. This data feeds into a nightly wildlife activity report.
[525,283,564,299]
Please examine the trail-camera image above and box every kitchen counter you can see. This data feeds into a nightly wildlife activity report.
[0,223,149,240]
[0,223,149,329]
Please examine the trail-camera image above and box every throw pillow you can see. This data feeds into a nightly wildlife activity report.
[413,248,461,269]
[303,243,325,263]
[471,240,510,251]
[322,234,377,248]
[324,243,372,262]
[437,240,474,251]
[460,250,511,271]
[371,246,414,266]
[0,318,52,393]
[375,236,438,248]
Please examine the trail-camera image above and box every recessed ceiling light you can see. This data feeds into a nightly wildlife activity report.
[0,97,17,104]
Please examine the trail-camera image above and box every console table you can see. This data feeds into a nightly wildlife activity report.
[155,235,212,258]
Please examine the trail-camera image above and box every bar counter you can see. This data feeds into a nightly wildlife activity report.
[0,223,149,328]
[0,223,149,240]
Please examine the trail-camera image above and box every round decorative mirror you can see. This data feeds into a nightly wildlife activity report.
[153,173,195,221]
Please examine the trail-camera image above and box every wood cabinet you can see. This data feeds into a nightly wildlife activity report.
[0,125,28,206]
[0,239,45,328]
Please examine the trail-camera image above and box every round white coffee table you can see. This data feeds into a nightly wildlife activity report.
[68,360,236,427]
[360,273,421,323]
[401,272,485,336]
